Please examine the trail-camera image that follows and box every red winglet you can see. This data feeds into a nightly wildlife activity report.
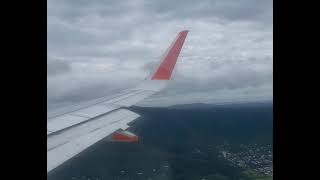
[151,30,188,80]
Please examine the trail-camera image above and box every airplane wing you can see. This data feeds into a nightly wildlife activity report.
[47,30,189,173]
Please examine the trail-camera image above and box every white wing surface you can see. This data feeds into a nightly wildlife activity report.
[47,30,189,173]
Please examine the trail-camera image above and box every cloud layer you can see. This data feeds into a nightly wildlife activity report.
[48,0,273,109]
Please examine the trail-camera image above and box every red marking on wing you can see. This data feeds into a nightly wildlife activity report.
[151,30,188,80]
[111,131,139,142]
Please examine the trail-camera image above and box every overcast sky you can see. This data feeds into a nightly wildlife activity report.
[47,0,273,109]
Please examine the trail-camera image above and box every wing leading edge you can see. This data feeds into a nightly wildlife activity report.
[47,30,189,173]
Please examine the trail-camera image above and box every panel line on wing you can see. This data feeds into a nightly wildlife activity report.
[102,90,146,104]
[48,90,141,120]
[70,114,91,119]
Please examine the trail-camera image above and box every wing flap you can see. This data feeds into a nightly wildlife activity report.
[47,114,88,134]
[47,109,139,172]
[47,105,118,135]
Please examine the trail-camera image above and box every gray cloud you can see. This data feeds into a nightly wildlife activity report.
[47,58,72,76]
[48,0,273,109]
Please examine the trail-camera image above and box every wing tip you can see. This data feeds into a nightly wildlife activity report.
[180,30,189,34]
[151,30,189,80]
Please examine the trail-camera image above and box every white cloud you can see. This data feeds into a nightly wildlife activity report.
[47,0,273,109]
